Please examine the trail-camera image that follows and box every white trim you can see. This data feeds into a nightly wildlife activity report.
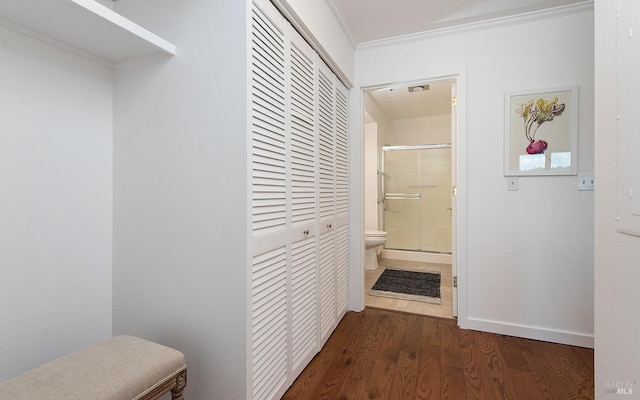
[381,249,452,264]
[357,1,594,50]
[72,0,176,55]
[467,317,594,348]
[0,0,175,66]
[0,17,115,68]
[245,3,255,399]
[455,71,468,329]
[353,69,468,326]
[348,87,366,312]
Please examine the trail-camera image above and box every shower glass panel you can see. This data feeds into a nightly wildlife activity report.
[382,145,452,253]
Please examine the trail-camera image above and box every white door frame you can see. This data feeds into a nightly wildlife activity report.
[349,70,468,327]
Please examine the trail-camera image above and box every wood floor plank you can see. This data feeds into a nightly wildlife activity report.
[283,310,375,399]
[325,310,370,348]
[475,331,518,399]
[415,319,441,400]
[496,334,531,372]
[282,310,594,400]
[335,378,369,400]
[421,317,441,346]
[570,345,595,397]
[282,343,342,400]
[315,309,380,399]
[506,368,550,400]
[347,309,394,382]
[459,329,492,399]
[516,336,575,400]
[441,365,468,400]
[440,320,467,400]
[573,345,595,373]
[539,341,594,399]
[364,312,409,399]
[387,314,422,399]
[440,318,463,369]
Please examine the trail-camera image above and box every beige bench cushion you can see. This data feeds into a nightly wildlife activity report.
[0,335,186,400]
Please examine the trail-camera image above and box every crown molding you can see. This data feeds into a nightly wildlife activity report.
[357,0,594,50]
[323,0,357,49]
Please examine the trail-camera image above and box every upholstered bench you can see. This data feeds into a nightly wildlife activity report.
[0,335,187,400]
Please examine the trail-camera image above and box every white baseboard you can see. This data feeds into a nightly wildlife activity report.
[466,317,594,348]
[381,249,452,264]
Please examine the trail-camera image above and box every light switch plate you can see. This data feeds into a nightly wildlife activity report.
[507,176,518,191]
[578,174,594,191]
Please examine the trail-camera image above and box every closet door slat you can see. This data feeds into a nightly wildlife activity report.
[251,4,286,240]
[250,4,288,400]
[317,70,335,223]
[288,29,318,379]
[251,247,288,400]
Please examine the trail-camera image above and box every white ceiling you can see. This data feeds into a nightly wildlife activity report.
[367,79,456,121]
[343,0,588,121]
[333,0,587,44]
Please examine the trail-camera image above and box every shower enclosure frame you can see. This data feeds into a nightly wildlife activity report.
[380,143,453,255]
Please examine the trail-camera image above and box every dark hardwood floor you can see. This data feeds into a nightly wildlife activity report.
[282,308,594,400]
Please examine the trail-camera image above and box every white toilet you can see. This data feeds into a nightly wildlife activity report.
[364,229,387,270]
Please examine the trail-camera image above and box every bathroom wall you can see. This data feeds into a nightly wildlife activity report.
[355,5,594,346]
[364,121,378,230]
[0,25,113,380]
[387,115,451,146]
[363,93,392,232]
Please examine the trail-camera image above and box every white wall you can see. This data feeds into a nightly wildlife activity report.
[112,1,357,397]
[111,0,249,398]
[0,26,113,380]
[594,0,640,394]
[363,93,393,235]
[355,7,594,346]
[364,122,378,230]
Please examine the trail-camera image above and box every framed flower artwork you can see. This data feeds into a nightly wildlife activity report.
[504,86,578,176]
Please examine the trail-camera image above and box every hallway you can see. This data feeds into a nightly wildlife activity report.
[282,308,594,399]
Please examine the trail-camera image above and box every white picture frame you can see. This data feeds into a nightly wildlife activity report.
[504,85,578,176]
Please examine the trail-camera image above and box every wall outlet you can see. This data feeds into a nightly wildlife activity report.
[578,174,594,191]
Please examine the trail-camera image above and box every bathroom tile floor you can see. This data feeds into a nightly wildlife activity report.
[365,257,454,319]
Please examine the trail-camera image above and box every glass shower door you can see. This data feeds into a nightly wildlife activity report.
[383,145,452,253]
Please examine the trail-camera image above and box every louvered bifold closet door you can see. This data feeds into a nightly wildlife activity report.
[316,61,337,345]
[288,27,318,378]
[334,84,349,317]
[250,2,288,399]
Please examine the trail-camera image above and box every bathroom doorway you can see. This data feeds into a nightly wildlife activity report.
[363,76,458,319]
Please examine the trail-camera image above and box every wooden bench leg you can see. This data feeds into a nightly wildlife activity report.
[171,369,187,400]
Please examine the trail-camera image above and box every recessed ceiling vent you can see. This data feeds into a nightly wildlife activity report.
[408,85,429,93]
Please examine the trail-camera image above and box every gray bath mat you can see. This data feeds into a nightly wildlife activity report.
[370,268,441,304]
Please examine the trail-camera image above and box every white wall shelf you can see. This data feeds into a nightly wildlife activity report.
[0,0,175,65]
